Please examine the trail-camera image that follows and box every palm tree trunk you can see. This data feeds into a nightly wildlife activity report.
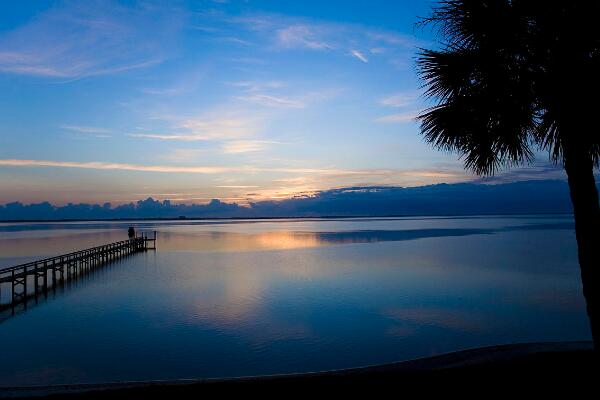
[564,150,600,349]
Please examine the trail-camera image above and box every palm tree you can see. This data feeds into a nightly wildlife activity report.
[417,0,599,348]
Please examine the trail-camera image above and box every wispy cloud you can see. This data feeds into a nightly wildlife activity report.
[0,159,228,174]
[0,1,180,78]
[216,36,254,46]
[227,81,284,91]
[221,140,265,154]
[221,140,278,153]
[376,91,422,123]
[177,115,260,140]
[379,92,418,108]
[227,13,416,63]
[276,24,332,50]
[0,158,404,177]
[376,111,418,123]
[229,80,305,108]
[129,133,203,141]
[366,31,415,47]
[350,50,368,63]
[216,185,259,188]
[228,80,336,109]
[131,113,260,142]
[235,93,305,108]
[0,157,470,203]
[0,159,462,178]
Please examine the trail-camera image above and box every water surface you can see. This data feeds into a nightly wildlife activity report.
[0,215,591,386]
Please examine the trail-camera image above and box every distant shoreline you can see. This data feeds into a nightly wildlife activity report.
[0,212,574,224]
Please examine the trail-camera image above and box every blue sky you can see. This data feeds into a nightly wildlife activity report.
[0,0,564,205]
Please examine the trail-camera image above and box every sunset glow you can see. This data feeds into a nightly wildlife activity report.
[0,1,560,206]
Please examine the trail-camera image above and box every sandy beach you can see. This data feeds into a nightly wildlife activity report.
[1,341,595,398]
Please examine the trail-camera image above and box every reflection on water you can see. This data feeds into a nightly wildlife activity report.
[153,228,495,252]
[0,219,575,264]
[0,215,591,386]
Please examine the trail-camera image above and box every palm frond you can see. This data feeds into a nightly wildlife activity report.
[417,0,538,176]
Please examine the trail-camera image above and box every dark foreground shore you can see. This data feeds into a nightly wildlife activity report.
[1,342,597,399]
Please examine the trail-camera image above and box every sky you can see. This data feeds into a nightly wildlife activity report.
[0,0,565,206]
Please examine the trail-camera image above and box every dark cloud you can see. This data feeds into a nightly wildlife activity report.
[476,163,567,184]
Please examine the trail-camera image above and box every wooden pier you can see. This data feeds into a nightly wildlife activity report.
[0,233,156,311]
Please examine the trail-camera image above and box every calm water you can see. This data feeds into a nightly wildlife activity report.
[0,216,591,386]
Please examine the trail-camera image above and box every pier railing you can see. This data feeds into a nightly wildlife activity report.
[0,233,156,311]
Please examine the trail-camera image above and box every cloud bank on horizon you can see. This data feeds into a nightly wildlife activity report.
[0,0,567,206]
[0,180,579,221]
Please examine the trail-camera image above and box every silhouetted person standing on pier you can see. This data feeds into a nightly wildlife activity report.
[128,226,135,239]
